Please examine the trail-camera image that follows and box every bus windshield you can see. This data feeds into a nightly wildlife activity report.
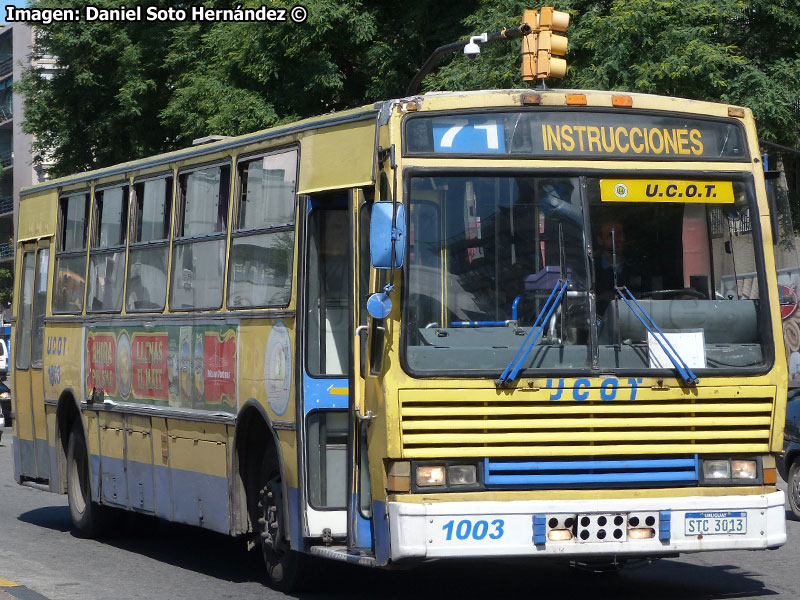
[403,173,768,376]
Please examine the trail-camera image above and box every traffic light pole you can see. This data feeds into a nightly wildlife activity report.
[406,24,533,97]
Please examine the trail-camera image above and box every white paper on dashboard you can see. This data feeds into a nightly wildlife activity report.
[647,330,707,369]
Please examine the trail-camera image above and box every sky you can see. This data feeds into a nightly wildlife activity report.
[1,2,28,26]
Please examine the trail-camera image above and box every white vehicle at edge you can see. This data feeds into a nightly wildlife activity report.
[0,338,7,377]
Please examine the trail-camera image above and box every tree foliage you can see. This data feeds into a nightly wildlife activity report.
[19,0,476,175]
[0,267,12,305]
[18,0,800,176]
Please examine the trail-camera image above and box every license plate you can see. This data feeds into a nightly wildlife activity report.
[685,511,747,535]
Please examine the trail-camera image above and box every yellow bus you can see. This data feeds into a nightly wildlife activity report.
[12,87,788,588]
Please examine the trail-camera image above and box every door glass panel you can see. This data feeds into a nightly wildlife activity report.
[16,251,34,370]
[307,410,348,509]
[306,206,349,376]
[31,248,50,368]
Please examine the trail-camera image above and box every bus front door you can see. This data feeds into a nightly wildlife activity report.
[14,242,50,482]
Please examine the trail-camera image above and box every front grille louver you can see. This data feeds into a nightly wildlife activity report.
[399,388,773,459]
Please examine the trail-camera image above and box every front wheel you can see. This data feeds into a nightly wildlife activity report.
[66,422,117,537]
[788,461,800,520]
[258,464,310,591]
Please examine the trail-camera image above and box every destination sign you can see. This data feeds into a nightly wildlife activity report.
[404,111,748,160]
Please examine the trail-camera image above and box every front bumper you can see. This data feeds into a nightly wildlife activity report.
[388,490,786,561]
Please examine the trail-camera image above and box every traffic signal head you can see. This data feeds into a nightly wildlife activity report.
[521,9,539,82]
[538,6,569,32]
[522,6,570,81]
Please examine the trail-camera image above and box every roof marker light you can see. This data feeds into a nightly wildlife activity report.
[565,94,586,105]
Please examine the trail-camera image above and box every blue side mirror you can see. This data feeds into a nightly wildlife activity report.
[370,202,405,270]
[366,292,393,319]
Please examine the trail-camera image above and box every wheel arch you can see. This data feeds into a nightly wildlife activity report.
[232,399,290,539]
[55,387,83,495]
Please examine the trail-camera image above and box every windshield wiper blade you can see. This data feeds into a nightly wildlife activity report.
[616,286,700,386]
[495,278,569,388]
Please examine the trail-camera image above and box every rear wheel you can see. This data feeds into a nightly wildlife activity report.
[257,456,310,591]
[66,422,117,537]
[789,461,800,520]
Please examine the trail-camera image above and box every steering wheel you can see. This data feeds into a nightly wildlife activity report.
[638,288,707,300]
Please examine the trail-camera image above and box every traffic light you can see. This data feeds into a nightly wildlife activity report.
[521,9,539,82]
[521,6,570,81]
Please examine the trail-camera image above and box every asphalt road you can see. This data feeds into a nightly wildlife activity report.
[1,437,799,600]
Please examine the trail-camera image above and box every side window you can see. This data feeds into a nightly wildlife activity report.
[53,191,89,314]
[88,184,128,312]
[170,163,230,310]
[127,175,173,311]
[228,149,297,308]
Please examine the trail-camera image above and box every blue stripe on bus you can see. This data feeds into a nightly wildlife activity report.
[373,500,391,566]
[170,465,229,534]
[16,436,35,478]
[127,460,156,513]
[487,458,696,471]
[89,454,230,534]
[12,436,20,483]
[14,436,50,481]
[484,457,699,488]
[486,472,698,485]
[48,444,59,492]
[303,374,349,414]
[154,462,172,521]
[287,486,303,551]
[35,438,50,481]
[659,510,671,542]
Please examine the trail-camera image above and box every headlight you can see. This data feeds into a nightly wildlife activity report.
[702,459,731,480]
[447,464,477,486]
[416,465,445,487]
[731,459,757,479]
[0,392,9,400]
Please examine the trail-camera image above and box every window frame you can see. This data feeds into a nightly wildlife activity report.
[398,166,775,380]
[52,189,91,315]
[169,160,232,312]
[87,181,129,314]
[126,172,174,313]
[227,146,299,310]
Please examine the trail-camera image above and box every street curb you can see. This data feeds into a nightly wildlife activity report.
[0,585,51,600]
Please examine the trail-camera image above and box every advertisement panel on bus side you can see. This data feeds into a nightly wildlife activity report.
[84,323,238,412]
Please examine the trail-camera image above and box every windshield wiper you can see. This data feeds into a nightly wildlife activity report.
[495,278,569,388]
[616,286,700,386]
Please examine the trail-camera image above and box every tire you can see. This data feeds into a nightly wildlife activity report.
[789,460,800,520]
[257,457,310,592]
[66,422,118,538]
